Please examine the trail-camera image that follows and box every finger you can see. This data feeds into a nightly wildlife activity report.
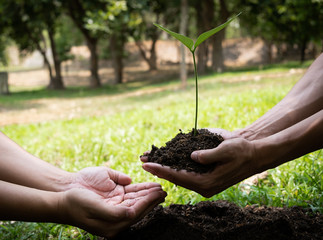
[191,141,233,165]
[143,151,150,155]
[140,155,149,162]
[124,182,162,193]
[83,208,134,238]
[206,128,234,140]
[133,191,166,222]
[108,168,132,185]
[123,186,164,200]
[102,190,165,237]
[140,151,150,162]
[95,203,129,221]
[142,163,205,193]
[121,189,166,209]
[191,148,219,165]
[126,189,167,221]
[83,221,124,239]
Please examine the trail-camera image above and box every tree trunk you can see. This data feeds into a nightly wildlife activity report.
[42,51,54,85]
[300,40,307,63]
[196,0,214,74]
[87,38,101,87]
[66,0,101,87]
[212,31,225,72]
[0,72,9,95]
[110,34,124,84]
[180,0,188,89]
[135,39,158,71]
[195,1,207,74]
[212,0,229,72]
[149,36,158,71]
[263,39,273,64]
[48,28,64,90]
[36,35,54,86]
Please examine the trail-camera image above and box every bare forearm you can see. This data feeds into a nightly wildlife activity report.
[237,53,323,140]
[254,110,323,172]
[0,132,72,191]
[0,180,62,222]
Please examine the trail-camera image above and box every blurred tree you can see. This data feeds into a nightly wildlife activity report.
[240,0,323,63]
[211,0,230,73]
[106,0,136,84]
[0,0,68,89]
[45,2,67,89]
[278,0,323,62]
[0,34,9,67]
[62,0,105,87]
[0,29,9,95]
[180,0,188,88]
[130,0,180,72]
[86,0,160,83]
[85,0,132,84]
[131,0,161,71]
[193,0,214,74]
[191,0,239,74]
[54,15,81,65]
[134,22,159,71]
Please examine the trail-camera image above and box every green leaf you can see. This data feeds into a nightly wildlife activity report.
[153,23,194,51]
[193,12,241,51]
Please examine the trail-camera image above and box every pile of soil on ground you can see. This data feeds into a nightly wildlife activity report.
[146,129,224,173]
[114,200,323,240]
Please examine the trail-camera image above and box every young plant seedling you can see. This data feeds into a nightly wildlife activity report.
[154,13,241,136]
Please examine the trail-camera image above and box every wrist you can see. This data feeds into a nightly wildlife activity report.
[52,171,75,192]
[252,139,275,173]
[41,191,65,223]
[252,110,323,173]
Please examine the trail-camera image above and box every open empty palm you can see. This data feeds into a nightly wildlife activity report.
[61,182,166,238]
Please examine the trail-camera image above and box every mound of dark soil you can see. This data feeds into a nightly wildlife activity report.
[146,129,224,173]
[115,200,323,240]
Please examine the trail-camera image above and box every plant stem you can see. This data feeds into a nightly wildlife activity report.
[192,51,198,136]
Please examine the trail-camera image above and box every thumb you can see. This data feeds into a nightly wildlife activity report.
[108,169,132,185]
[191,148,220,165]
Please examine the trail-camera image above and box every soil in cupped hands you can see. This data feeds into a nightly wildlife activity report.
[144,128,224,173]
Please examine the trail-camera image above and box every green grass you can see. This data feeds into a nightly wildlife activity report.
[0,63,322,239]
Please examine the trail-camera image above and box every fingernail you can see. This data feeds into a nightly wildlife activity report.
[191,152,198,161]
[142,164,151,172]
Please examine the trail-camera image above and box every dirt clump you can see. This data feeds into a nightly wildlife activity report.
[114,200,323,240]
[145,129,224,173]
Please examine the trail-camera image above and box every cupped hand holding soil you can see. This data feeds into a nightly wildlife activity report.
[141,128,258,197]
[143,129,224,173]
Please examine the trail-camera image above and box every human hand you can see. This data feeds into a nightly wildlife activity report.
[66,167,132,198]
[59,182,167,238]
[141,137,258,197]
[206,128,240,140]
